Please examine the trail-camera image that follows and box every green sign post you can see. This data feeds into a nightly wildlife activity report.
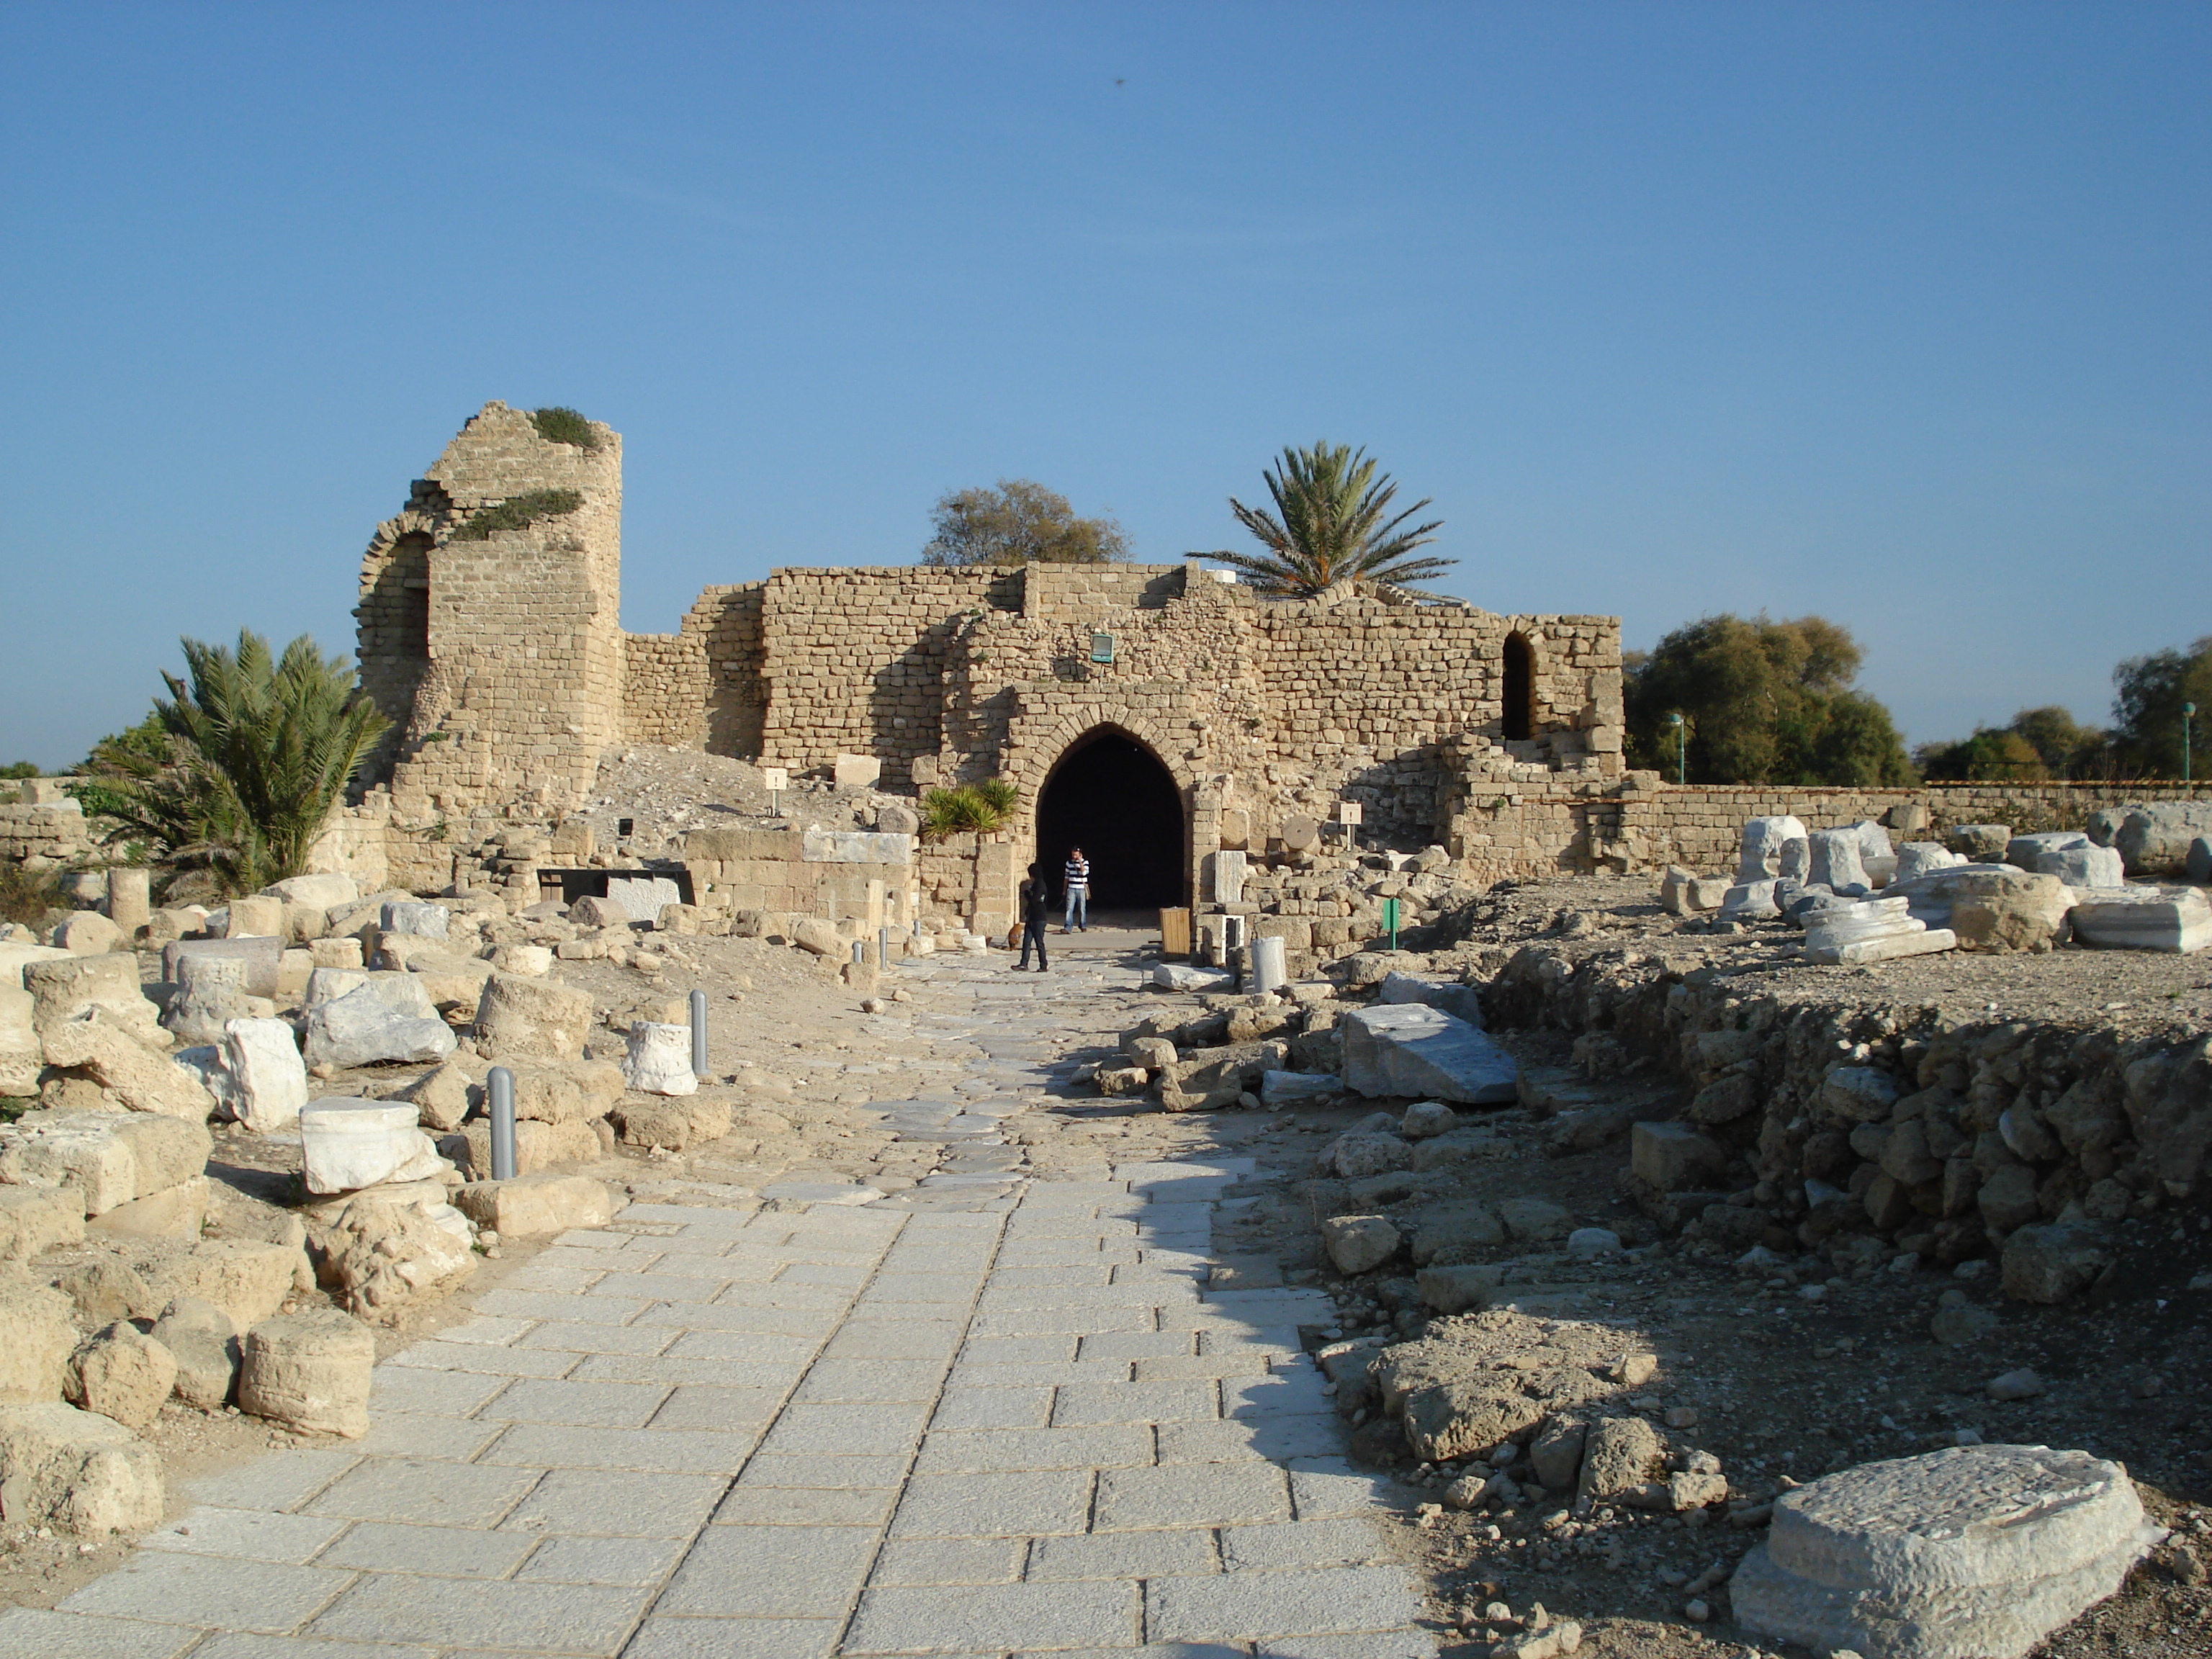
[1382,896,1401,950]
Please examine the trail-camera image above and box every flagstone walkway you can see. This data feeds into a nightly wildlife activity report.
[4,949,1437,1658]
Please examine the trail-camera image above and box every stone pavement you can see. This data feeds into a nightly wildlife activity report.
[4,947,1437,1658]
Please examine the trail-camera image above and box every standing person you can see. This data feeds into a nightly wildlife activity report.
[1017,863,1050,971]
[1062,845,1090,933]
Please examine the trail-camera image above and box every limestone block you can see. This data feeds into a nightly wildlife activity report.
[0,985,36,1095]
[622,1022,698,1096]
[239,1308,374,1438]
[0,1402,163,1534]
[1415,1262,1503,1314]
[64,1323,176,1429]
[451,1174,617,1236]
[1326,1132,1412,1179]
[150,1298,239,1409]
[302,976,456,1071]
[55,912,123,956]
[1153,963,1233,992]
[1578,1416,1667,1504]
[217,1017,308,1130]
[276,948,315,998]
[1895,842,1966,881]
[315,1189,475,1321]
[26,953,163,1046]
[491,943,554,976]
[400,1059,478,1132]
[223,896,285,939]
[1404,1381,1546,1464]
[162,954,256,1045]
[615,1097,732,1150]
[1319,1213,1400,1274]
[1807,827,1871,896]
[1737,816,1809,882]
[2001,1220,2113,1304]
[0,1185,84,1260]
[2007,830,2087,870]
[1210,850,1248,905]
[263,873,359,909]
[0,1279,78,1401]
[2069,889,2211,953]
[1887,867,2073,953]
[38,1019,213,1120]
[87,1175,211,1241]
[1340,1003,1517,1105]
[127,1238,305,1332]
[162,937,283,999]
[606,876,682,921]
[832,753,882,789]
[304,966,369,1005]
[1378,972,1485,1027]
[300,1098,449,1194]
[1731,1444,2163,1659]
[2035,844,2125,889]
[473,973,594,1064]
[1632,1120,1730,1191]
[801,828,911,865]
[2115,802,2212,876]
[1948,823,2012,860]
[379,900,449,938]
[310,937,366,971]
[1497,1195,1574,1242]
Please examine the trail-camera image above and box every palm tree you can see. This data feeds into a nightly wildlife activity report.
[1207,441,1452,596]
[109,631,389,894]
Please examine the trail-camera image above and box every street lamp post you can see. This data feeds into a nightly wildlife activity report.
[1666,712,1686,786]
[2185,701,2197,788]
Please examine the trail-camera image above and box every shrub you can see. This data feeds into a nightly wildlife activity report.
[452,489,584,541]
[920,783,1019,840]
[529,406,600,449]
[0,863,64,928]
[0,760,40,780]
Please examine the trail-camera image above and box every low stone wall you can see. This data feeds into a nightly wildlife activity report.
[1483,940,2209,1292]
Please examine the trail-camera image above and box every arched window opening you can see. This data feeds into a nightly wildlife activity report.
[1035,728,1185,915]
[1502,632,1535,741]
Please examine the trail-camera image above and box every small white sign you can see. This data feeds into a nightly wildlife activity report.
[761,767,789,793]
[1336,801,1364,825]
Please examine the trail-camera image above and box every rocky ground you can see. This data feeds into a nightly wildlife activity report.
[6,863,2209,1655]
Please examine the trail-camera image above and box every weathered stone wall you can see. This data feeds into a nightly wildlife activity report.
[1485,940,2211,1290]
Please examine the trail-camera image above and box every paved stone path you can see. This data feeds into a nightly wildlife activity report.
[5,950,1437,1658]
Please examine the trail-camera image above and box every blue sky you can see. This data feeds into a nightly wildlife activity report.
[3,1,2205,769]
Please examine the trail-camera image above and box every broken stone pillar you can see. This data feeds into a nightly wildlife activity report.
[238,1308,374,1439]
[1211,850,1247,905]
[621,1021,698,1096]
[1803,896,1958,966]
[1250,934,1287,994]
[1807,827,1872,896]
[1737,816,1809,882]
[1731,1443,2164,1659]
[105,868,151,940]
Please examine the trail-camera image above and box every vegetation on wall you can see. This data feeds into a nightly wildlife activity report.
[920,480,1128,567]
[529,406,601,449]
[1202,441,1452,596]
[1624,613,1915,787]
[90,631,388,895]
[452,488,585,541]
[919,780,1020,840]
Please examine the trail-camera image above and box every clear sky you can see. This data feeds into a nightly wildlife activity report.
[2,2,2206,770]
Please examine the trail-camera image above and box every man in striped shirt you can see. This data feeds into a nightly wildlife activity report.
[1062,848,1090,932]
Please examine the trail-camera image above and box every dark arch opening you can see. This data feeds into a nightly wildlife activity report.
[1035,729,1185,915]
[1501,631,1534,741]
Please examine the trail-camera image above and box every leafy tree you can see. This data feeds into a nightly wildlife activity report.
[99,631,388,894]
[0,760,40,780]
[2109,635,2212,778]
[1624,613,1914,786]
[920,480,1128,567]
[1915,704,2112,781]
[1204,442,1451,595]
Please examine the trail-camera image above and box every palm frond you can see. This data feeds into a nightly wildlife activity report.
[1222,442,1455,597]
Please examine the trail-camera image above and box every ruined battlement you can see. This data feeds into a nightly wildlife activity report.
[356,406,1624,904]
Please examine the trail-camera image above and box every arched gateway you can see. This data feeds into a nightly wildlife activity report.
[1033,727,1187,914]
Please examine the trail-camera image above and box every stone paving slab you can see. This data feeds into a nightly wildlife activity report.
[36,961,1438,1658]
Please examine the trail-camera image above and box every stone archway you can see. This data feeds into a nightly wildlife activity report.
[1033,727,1187,913]
[1502,631,1536,742]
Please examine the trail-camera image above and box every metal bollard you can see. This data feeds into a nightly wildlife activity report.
[689,988,709,1079]
[487,1066,517,1181]
[851,940,866,966]
[878,926,893,970]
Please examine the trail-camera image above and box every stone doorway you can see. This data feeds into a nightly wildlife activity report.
[1034,727,1186,914]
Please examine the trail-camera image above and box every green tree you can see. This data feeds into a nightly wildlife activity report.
[1915,704,2112,781]
[0,760,40,780]
[920,480,1128,567]
[2109,635,2212,778]
[102,631,388,894]
[1624,613,1914,786]
[1204,441,1451,596]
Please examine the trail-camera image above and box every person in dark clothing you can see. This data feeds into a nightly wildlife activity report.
[1017,863,1050,971]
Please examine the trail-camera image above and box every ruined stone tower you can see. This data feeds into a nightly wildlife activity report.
[356,403,624,814]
